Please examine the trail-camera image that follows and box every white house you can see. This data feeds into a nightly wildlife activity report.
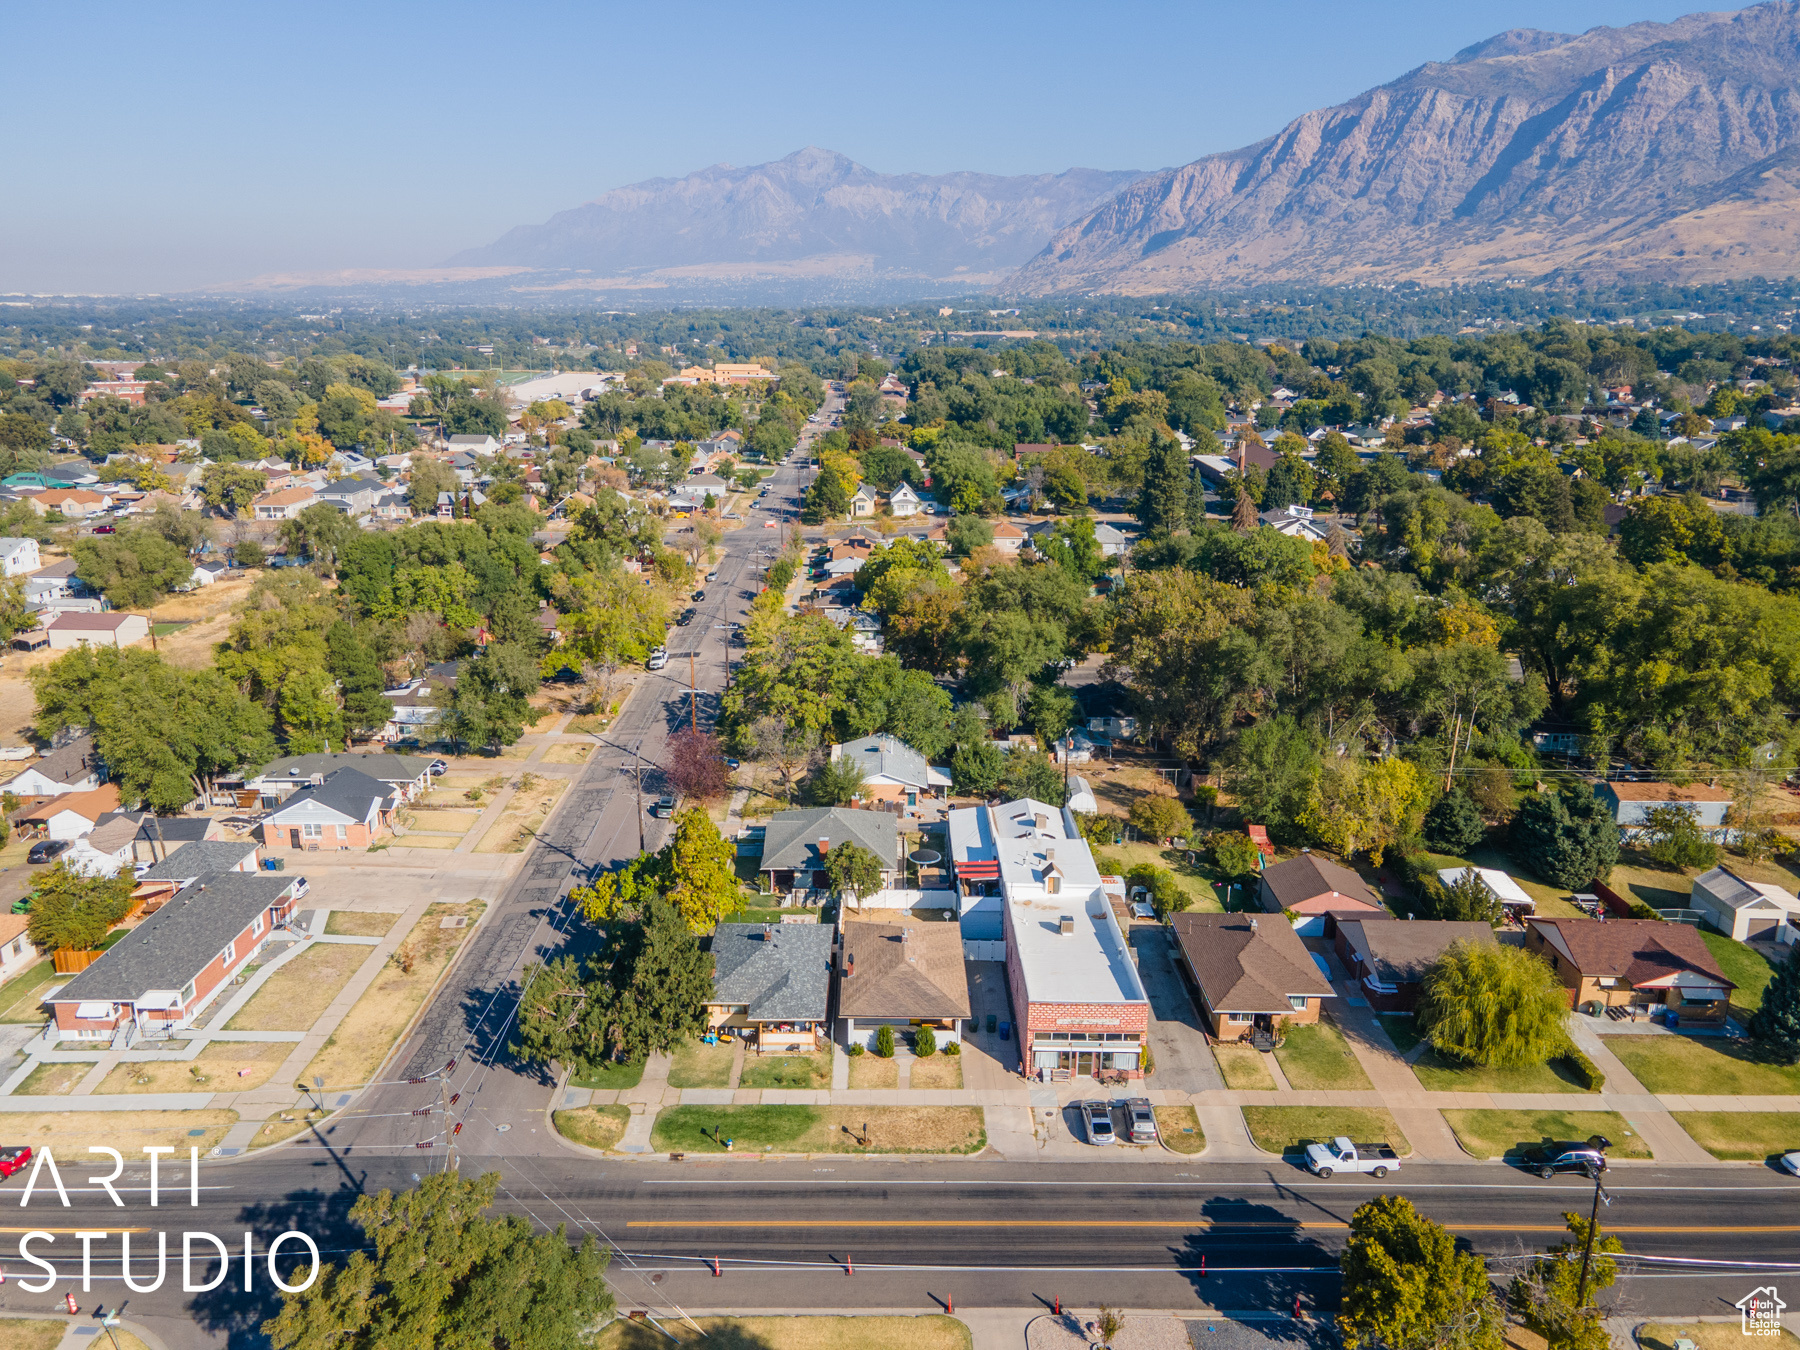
[6,734,102,797]
[0,538,40,577]
[252,486,318,521]
[888,483,923,518]
[0,914,36,987]
[1691,865,1800,944]
[446,434,501,456]
[65,815,139,878]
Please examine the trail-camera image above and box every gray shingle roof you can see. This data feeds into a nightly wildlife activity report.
[709,923,833,1021]
[759,807,898,873]
[140,839,259,881]
[1339,918,1497,986]
[835,734,932,789]
[252,752,434,786]
[50,873,298,1004]
[269,768,393,822]
[23,733,100,790]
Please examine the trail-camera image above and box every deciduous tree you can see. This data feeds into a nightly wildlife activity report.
[825,840,885,908]
[1339,1194,1502,1350]
[1418,940,1569,1068]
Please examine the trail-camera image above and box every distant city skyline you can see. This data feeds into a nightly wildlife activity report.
[3,0,1714,294]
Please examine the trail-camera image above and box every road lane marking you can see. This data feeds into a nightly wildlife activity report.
[626,1220,1800,1234]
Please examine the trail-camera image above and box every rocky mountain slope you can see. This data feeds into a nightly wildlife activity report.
[448,147,1146,294]
[1008,1,1800,294]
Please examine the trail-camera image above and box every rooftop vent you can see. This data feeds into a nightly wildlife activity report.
[1249,917,1258,931]
[1058,915,1074,935]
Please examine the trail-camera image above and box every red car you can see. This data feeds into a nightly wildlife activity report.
[0,1147,32,1179]
[91,525,116,535]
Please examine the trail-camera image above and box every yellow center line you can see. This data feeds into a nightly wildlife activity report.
[627,1220,1800,1234]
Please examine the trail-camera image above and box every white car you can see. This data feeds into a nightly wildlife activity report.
[1081,1100,1116,1146]
[1131,899,1156,920]
[647,650,669,671]
[290,877,309,900]
[1781,1150,1800,1176]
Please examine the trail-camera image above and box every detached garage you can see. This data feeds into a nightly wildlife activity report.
[1691,865,1800,944]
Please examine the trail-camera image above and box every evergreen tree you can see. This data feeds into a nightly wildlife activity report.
[1510,787,1619,888]
[325,621,391,740]
[1425,789,1487,853]
[1749,944,1800,1064]
[611,892,714,1055]
[1232,487,1259,533]
[1135,434,1191,537]
[1511,1212,1623,1350]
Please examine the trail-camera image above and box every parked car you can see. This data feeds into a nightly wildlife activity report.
[28,839,71,864]
[290,877,309,900]
[650,796,676,819]
[692,589,705,601]
[676,609,695,626]
[1524,1141,1609,1179]
[91,524,116,535]
[706,571,718,582]
[1080,1099,1116,1146]
[1304,1137,1400,1178]
[427,759,448,776]
[647,649,669,671]
[1125,1098,1158,1144]
[0,1146,32,1180]
[1780,1150,1800,1176]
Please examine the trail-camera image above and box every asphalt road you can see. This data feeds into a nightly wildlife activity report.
[14,1156,1799,1344]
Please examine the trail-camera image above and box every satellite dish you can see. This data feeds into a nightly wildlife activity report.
[909,849,941,865]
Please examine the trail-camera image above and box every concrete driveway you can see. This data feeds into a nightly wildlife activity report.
[1131,924,1224,1093]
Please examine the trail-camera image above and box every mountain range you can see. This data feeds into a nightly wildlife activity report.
[1009,1,1800,293]
[441,148,1147,297]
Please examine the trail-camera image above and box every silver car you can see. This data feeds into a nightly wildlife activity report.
[1081,1100,1116,1146]
[1125,1098,1158,1144]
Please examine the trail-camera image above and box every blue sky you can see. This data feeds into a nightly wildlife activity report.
[1,0,1711,294]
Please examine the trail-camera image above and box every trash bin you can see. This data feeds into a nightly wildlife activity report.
[985,1014,996,1034]
[998,1021,1010,1042]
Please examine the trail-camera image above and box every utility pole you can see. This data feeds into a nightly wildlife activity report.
[1574,1154,1612,1309]
[687,651,697,733]
[632,739,645,854]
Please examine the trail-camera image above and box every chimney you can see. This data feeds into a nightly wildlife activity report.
[762,924,773,942]
[1058,915,1074,935]
[1249,916,1258,931]
[817,836,831,856]
[844,952,854,978]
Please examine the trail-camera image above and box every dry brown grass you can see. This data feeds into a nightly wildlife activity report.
[248,1109,329,1150]
[475,778,568,852]
[17,1061,87,1095]
[908,1055,963,1090]
[0,1109,236,1154]
[540,742,593,764]
[301,901,484,1090]
[848,1055,898,1088]
[389,834,461,849]
[1638,1326,1800,1350]
[226,942,369,1032]
[405,809,482,831]
[324,911,400,937]
[0,1320,78,1350]
[595,1316,972,1350]
[101,1041,290,1094]
[1157,1104,1205,1153]
[1215,1044,1277,1090]
[812,1106,984,1153]
[553,1104,631,1150]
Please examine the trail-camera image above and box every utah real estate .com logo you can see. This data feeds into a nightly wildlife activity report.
[1737,1287,1785,1336]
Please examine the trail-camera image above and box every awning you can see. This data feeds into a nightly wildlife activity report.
[955,859,999,879]
[74,1002,114,1019]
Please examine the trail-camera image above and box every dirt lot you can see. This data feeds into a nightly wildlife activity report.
[99,1041,290,1094]
[226,942,369,1032]
[475,776,568,852]
[0,1108,237,1154]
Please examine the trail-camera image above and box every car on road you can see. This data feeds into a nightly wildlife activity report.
[0,1147,32,1180]
[650,795,676,819]
[1125,1098,1158,1144]
[1080,1100,1116,1145]
[692,589,705,601]
[763,520,777,529]
[1781,1150,1800,1176]
[705,571,718,582]
[677,609,695,626]
[647,649,668,670]
[92,524,116,534]
[28,840,71,864]
[1523,1141,1609,1179]
[1304,1137,1399,1178]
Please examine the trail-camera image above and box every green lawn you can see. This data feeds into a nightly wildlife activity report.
[1241,1106,1410,1157]
[1698,930,1779,1019]
[1273,1021,1372,1090]
[1410,1048,1593,1094]
[1376,1014,1424,1057]
[651,1105,985,1155]
[1092,842,1225,912]
[553,1104,631,1151]
[1602,1036,1800,1096]
[1,929,130,1023]
[568,1059,645,1091]
[738,1049,832,1090]
[668,1039,735,1089]
[1669,1111,1800,1161]
[1440,1109,1651,1160]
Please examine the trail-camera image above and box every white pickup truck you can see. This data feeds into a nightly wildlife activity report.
[1304,1136,1400,1178]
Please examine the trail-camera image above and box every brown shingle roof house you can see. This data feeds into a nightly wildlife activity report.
[836,917,972,1052]
[1334,918,1496,1013]
[1256,853,1385,934]
[1524,916,1736,1024]
[1169,911,1334,1043]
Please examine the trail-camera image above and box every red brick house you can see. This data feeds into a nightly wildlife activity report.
[259,767,397,850]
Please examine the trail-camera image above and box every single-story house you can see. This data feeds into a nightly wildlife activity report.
[990,520,1026,553]
[757,806,900,898]
[836,917,971,1051]
[829,734,951,810]
[1075,682,1138,741]
[131,838,262,910]
[705,921,834,1055]
[18,784,123,841]
[1169,911,1335,1044]
[43,612,150,650]
[0,538,40,577]
[446,434,501,456]
[1256,853,1387,936]
[0,914,36,987]
[29,488,113,518]
[1436,866,1537,917]
[1595,782,1734,834]
[64,814,141,878]
[22,558,91,608]
[1691,865,1800,944]
[1334,918,1496,1013]
[245,752,436,805]
[46,871,306,1041]
[1524,916,1736,1023]
[259,768,397,851]
[107,813,224,864]
[5,733,102,797]
[253,486,319,521]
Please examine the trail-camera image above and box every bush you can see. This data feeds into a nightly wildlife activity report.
[1560,1048,1606,1091]
[873,1025,895,1058]
[1126,862,1188,916]
[943,1039,960,1056]
[846,1043,865,1057]
[914,1026,937,1057]
[1642,803,1719,870]
[1077,811,1123,848]
[1424,790,1487,853]
[1627,902,1662,920]
[1129,793,1192,843]
[232,539,266,568]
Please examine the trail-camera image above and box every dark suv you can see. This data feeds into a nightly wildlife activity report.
[27,839,71,864]
[1523,1140,1610,1179]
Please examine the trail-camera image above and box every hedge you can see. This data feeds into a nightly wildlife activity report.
[1561,1048,1606,1092]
